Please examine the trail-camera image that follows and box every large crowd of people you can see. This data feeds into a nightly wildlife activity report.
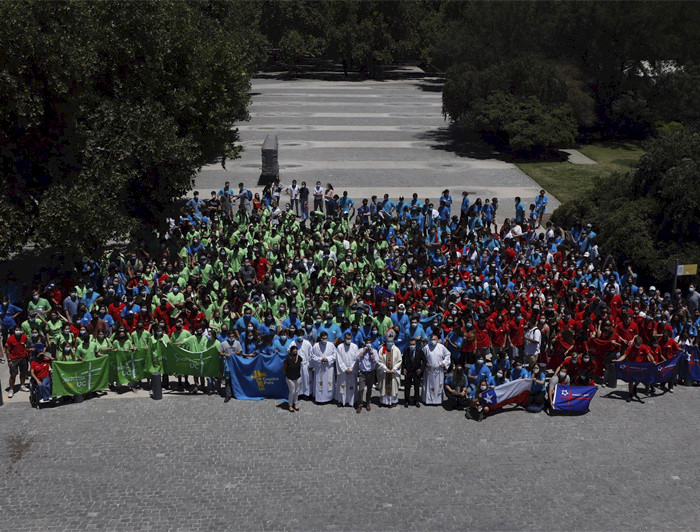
[2,178,698,418]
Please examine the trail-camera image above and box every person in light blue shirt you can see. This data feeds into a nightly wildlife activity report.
[271,331,293,356]
[492,351,511,378]
[186,191,202,217]
[390,305,410,336]
[338,191,355,216]
[467,355,492,395]
[381,194,396,217]
[535,189,548,228]
[234,309,260,334]
[80,287,100,311]
[440,189,453,215]
[281,308,302,330]
[514,196,525,224]
[510,360,531,380]
[318,313,342,343]
[460,191,470,219]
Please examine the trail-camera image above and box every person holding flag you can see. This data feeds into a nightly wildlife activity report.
[617,335,655,402]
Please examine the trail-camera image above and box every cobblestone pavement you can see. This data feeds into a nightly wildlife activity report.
[1,383,699,531]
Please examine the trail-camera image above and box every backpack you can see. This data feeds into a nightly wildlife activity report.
[246,189,252,201]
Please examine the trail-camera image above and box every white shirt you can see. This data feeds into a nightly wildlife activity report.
[523,327,541,356]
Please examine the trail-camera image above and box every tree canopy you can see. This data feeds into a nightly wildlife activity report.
[551,127,700,282]
[0,0,265,259]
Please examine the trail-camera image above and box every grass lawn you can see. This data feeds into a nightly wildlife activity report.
[515,141,644,204]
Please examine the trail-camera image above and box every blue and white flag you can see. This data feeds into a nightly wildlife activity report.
[654,354,681,383]
[226,353,288,401]
[552,385,597,412]
[616,354,682,384]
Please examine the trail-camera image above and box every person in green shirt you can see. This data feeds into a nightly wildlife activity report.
[185,324,221,394]
[75,326,98,361]
[27,290,51,318]
[170,319,192,391]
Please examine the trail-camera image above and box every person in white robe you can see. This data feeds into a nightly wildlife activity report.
[334,332,358,406]
[290,330,313,398]
[310,332,337,403]
[422,333,451,405]
[377,331,402,407]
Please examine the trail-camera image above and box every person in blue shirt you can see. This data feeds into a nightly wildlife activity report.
[1,299,23,342]
[440,189,453,215]
[381,194,396,217]
[444,363,468,410]
[338,191,355,216]
[186,191,202,217]
[80,286,100,312]
[510,360,531,380]
[525,365,546,412]
[390,305,410,337]
[493,368,509,386]
[460,191,470,220]
[535,189,548,228]
[234,309,261,334]
[318,313,342,343]
[514,196,525,225]
[281,308,302,330]
[467,355,492,396]
[492,351,511,378]
[271,330,293,356]
[481,198,495,230]
[467,376,496,421]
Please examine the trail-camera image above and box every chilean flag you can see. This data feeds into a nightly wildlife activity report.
[480,379,532,410]
[552,385,597,412]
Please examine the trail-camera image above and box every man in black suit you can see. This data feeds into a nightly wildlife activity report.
[402,337,425,407]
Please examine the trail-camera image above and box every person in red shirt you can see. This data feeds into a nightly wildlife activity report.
[618,336,655,402]
[473,315,493,360]
[658,329,680,392]
[30,350,54,402]
[5,328,30,398]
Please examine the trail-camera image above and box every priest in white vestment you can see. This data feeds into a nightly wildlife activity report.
[377,330,402,407]
[290,331,313,398]
[310,331,337,403]
[335,332,358,406]
[422,333,451,405]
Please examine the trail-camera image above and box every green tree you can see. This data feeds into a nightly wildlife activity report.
[0,0,265,259]
[552,128,700,281]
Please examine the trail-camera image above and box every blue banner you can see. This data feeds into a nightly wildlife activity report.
[374,285,395,301]
[225,353,288,401]
[552,385,598,412]
[615,354,682,384]
[684,346,700,381]
[654,354,681,383]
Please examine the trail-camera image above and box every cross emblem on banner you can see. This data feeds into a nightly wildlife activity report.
[252,370,267,391]
[80,361,102,389]
[129,352,145,380]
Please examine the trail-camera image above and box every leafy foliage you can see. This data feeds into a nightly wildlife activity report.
[551,128,700,281]
[0,0,265,259]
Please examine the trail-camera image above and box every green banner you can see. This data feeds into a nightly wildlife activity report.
[145,341,165,374]
[108,349,148,385]
[52,357,110,397]
[163,343,220,377]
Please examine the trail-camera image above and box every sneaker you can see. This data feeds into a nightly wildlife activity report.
[7,390,13,398]
[19,385,29,392]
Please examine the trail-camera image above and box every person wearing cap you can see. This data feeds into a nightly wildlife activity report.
[377,330,402,407]
[355,336,378,413]
[422,333,451,405]
[310,331,336,404]
[335,332,358,407]
[390,304,410,337]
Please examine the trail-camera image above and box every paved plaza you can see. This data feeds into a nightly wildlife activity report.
[1,383,699,531]
[195,68,559,219]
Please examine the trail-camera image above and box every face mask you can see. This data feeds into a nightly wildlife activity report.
[64,347,72,353]
[583,357,590,363]
[559,372,567,379]
[279,335,287,342]
[497,372,503,379]
[320,340,327,346]
[305,325,313,332]
[344,339,351,346]
[479,385,487,391]
[64,329,70,334]
[476,359,484,366]
[247,326,253,332]
[14,330,21,336]
[386,342,393,348]
[173,288,179,294]
[429,340,437,348]
[32,333,39,339]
